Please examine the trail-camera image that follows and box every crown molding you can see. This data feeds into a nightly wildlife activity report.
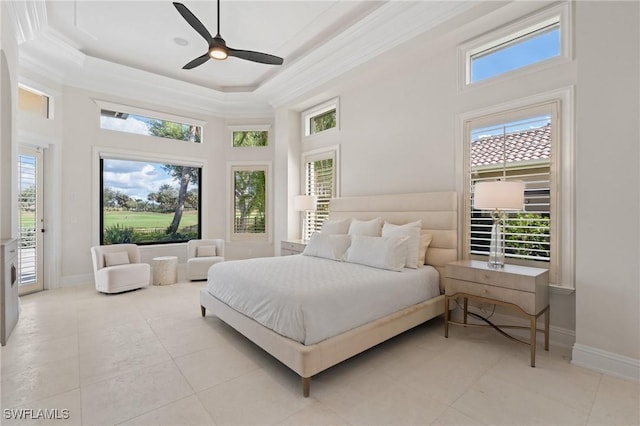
[258,1,476,108]
[5,0,48,44]
[13,0,476,117]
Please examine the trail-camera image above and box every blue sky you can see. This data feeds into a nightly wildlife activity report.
[471,26,560,83]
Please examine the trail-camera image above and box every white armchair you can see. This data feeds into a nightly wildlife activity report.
[187,239,225,281]
[91,244,151,293]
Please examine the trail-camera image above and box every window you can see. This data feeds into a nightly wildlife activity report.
[461,3,570,86]
[100,157,201,245]
[463,100,567,284]
[302,148,338,240]
[18,85,50,118]
[468,115,552,261]
[229,125,270,147]
[303,98,339,136]
[230,163,270,240]
[96,101,203,143]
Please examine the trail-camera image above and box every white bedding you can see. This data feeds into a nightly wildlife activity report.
[206,255,440,345]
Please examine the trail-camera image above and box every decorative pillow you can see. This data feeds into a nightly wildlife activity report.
[302,233,351,261]
[381,220,422,268]
[197,245,217,257]
[320,218,351,235]
[104,251,130,267]
[344,235,409,272]
[348,217,383,237]
[418,231,433,268]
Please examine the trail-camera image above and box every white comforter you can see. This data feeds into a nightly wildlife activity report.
[206,255,440,345]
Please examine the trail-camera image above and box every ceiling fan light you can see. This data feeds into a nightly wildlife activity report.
[209,46,228,60]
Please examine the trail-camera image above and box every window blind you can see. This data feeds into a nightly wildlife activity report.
[468,119,552,263]
[304,156,334,240]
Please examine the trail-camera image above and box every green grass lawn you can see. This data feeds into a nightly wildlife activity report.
[103,210,198,229]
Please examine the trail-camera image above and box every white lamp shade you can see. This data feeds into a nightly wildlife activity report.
[474,181,525,211]
[294,195,317,212]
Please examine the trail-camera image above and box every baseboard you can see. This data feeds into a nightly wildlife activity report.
[572,343,640,383]
[450,306,575,349]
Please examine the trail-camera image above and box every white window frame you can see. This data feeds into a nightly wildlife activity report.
[227,161,272,242]
[95,99,206,143]
[302,98,339,137]
[228,124,271,148]
[18,84,52,119]
[458,2,572,90]
[301,146,340,240]
[456,87,575,291]
[91,146,207,247]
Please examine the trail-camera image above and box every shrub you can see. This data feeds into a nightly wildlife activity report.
[103,224,135,244]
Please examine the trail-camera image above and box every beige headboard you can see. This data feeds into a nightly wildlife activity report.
[328,191,458,288]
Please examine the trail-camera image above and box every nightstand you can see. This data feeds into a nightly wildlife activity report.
[444,259,549,367]
[281,240,307,256]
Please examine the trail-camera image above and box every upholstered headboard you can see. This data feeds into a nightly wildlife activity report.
[328,191,458,288]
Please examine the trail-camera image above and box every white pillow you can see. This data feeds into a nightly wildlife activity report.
[418,231,433,268]
[104,251,130,267]
[302,233,351,261]
[348,217,383,236]
[345,235,409,272]
[197,245,217,257]
[320,218,351,235]
[382,220,422,268]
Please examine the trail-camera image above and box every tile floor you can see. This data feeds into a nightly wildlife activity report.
[1,282,638,426]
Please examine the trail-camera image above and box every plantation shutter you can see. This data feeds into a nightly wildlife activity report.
[303,152,335,240]
[470,164,551,261]
[467,110,554,264]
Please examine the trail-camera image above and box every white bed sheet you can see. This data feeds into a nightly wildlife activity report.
[206,255,440,345]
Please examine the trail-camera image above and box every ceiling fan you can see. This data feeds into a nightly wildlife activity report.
[173,1,284,69]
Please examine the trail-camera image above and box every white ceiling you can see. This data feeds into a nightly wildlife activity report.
[8,0,479,115]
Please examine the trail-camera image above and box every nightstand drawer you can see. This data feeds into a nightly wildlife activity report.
[447,260,548,293]
[446,278,542,315]
[280,240,307,256]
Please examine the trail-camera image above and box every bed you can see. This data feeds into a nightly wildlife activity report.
[199,191,458,396]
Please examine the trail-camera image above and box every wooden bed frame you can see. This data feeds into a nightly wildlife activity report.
[200,191,458,397]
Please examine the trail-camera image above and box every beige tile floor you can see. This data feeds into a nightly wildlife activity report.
[1,282,638,426]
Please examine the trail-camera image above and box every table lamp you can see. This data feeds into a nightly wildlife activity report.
[294,195,317,241]
[473,180,524,268]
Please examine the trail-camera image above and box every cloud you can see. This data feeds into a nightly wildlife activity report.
[100,116,150,135]
[103,159,176,200]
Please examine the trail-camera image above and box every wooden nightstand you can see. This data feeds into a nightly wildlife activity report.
[281,240,307,256]
[444,260,549,367]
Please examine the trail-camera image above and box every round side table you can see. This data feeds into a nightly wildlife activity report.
[152,256,178,285]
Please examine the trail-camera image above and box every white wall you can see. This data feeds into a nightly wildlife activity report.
[276,1,578,336]
[1,2,18,241]
[275,1,640,376]
[573,1,639,377]
[46,86,276,285]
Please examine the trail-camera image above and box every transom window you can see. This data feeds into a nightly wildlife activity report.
[18,85,50,119]
[229,125,270,147]
[461,3,570,87]
[303,98,339,136]
[470,20,560,83]
[96,101,203,143]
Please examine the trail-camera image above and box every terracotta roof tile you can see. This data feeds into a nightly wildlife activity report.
[471,124,551,167]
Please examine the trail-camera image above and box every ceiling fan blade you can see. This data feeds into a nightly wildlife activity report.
[228,48,284,65]
[173,2,212,43]
[183,53,210,70]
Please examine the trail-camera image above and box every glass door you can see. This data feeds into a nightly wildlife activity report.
[18,148,44,294]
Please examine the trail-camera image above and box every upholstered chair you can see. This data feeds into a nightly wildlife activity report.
[90,244,151,293]
[186,239,225,281]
